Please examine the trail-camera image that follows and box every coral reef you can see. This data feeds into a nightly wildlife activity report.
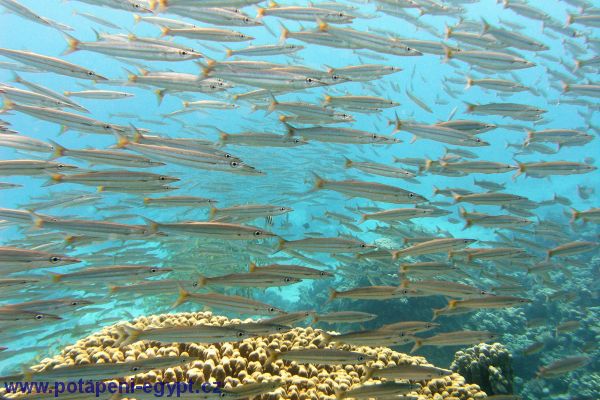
[450,343,513,396]
[2,312,488,400]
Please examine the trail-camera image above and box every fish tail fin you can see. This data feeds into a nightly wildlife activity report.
[312,172,325,190]
[561,81,569,93]
[225,47,233,58]
[0,98,15,114]
[465,76,473,89]
[465,102,475,113]
[141,216,159,234]
[432,308,441,321]
[133,14,141,24]
[154,89,166,106]
[159,27,170,38]
[444,23,452,40]
[209,207,218,220]
[359,214,368,223]
[569,208,579,223]
[248,262,257,272]
[256,7,266,18]
[343,156,352,168]
[42,173,63,187]
[442,45,453,63]
[362,366,375,382]
[47,140,66,160]
[573,60,581,71]
[463,219,472,230]
[334,388,345,400]
[391,250,400,260]
[512,163,525,180]
[317,18,329,32]
[452,193,462,204]
[61,33,80,56]
[272,238,286,255]
[410,340,422,353]
[424,158,434,171]
[172,287,190,308]
[50,273,63,283]
[447,299,458,309]
[524,130,534,146]
[400,279,410,289]
[324,94,332,105]
[113,130,130,149]
[265,348,278,365]
[282,121,295,136]
[320,331,333,345]
[266,93,278,114]
[391,111,402,133]
[116,324,142,347]
[279,21,289,42]
[197,275,207,287]
[326,288,338,303]
[566,14,573,26]
[545,250,552,262]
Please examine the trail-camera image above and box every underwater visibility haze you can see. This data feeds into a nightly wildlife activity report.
[0,0,598,399]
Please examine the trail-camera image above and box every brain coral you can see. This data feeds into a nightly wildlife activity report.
[450,343,513,396]
[2,312,488,400]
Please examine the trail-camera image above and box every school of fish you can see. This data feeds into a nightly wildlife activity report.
[0,0,598,399]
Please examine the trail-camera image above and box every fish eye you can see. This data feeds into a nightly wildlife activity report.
[338,12,344,17]
[237,331,244,337]
[103,124,111,129]
[475,138,482,142]
[408,193,415,198]
[320,271,326,276]
[280,207,286,211]
[306,77,313,83]
[159,176,166,180]
[480,290,486,295]
[131,367,139,372]
[294,138,301,143]
[179,50,188,56]
[35,314,44,320]
[254,230,262,236]
[357,355,364,361]
[372,134,377,139]
[57,164,65,169]
[192,282,198,287]
[87,71,95,76]
[269,307,275,312]
[230,161,239,167]
[150,268,157,273]
[284,277,291,282]
[224,153,232,158]
[244,17,250,22]
[50,256,60,263]
[360,243,367,248]
[71,301,79,306]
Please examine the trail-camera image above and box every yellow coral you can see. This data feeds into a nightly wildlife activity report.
[2,312,488,400]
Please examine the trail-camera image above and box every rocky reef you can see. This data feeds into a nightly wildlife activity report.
[2,312,489,400]
[450,343,513,396]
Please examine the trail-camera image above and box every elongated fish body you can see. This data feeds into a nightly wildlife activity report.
[0,48,106,80]
[116,324,253,346]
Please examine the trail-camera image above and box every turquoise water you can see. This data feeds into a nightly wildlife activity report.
[0,0,598,399]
